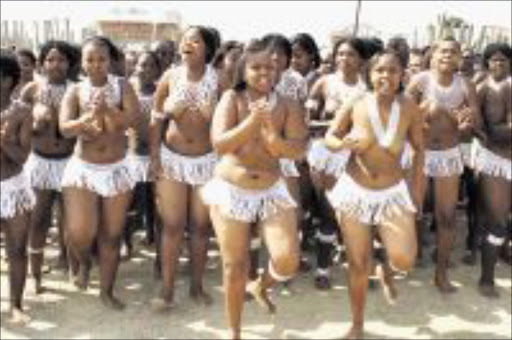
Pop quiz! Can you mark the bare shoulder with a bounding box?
[399,94,420,123]
[219,89,239,105]
[19,81,39,102]
[476,77,489,94]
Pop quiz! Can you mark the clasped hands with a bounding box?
[79,90,112,137]
[248,98,282,157]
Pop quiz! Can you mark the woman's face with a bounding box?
[17,54,35,81]
[135,53,159,84]
[291,43,312,76]
[433,40,461,73]
[245,51,276,94]
[334,42,361,75]
[224,47,243,74]
[370,54,403,97]
[43,48,69,82]
[269,47,289,75]
[488,51,510,81]
[179,28,206,65]
[81,42,110,81]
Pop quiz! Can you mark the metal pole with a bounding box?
[353,0,362,37]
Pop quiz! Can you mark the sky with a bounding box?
[1,0,511,47]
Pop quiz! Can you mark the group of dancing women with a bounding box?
[1,24,510,339]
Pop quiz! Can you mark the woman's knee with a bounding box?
[161,219,186,239]
[435,207,457,228]
[269,251,300,279]
[223,259,247,280]
[388,245,416,272]
[7,242,27,260]
[347,254,371,275]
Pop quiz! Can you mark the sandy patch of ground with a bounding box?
[1,214,511,339]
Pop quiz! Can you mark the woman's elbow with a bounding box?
[58,122,74,139]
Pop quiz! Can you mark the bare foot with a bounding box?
[9,308,31,325]
[190,289,213,306]
[478,283,500,298]
[341,325,363,339]
[100,293,126,310]
[246,279,276,314]
[73,265,90,291]
[434,275,457,294]
[150,296,174,313]
[73,274,88,291]
[35,281,46,295]
[42,264,52,274]
[376,264,397,305]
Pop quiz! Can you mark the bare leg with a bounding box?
[98,191,132,310]
[188,185,212,305]
[336,212,372,340]
[29,189,53,294]
[2,211,31,324]
[377,211,417,304]
[62,187,99,290]
[433,176,459,293]
[247,208,300,314]
[53,193,68,270]
[152,177,188,310]
[478,175,511,298]
[210,205,250,340]
[247,224,260,281]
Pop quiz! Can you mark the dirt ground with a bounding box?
[1,211,511,340]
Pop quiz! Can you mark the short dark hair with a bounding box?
[331,36,367,65]
[366,48,406,93]
[360,37,384,60]
[82,35,121,62]
[482,42,512,69]
[261,33,292,67]
[16,48,36,65]
[212,40,243,69]
[184,26,217,64]
[386,36,410,66]
[1,51,21,91]
[233,39,269,92]
[432,36,461,53]
[206,26,222,52]
[38,40,80,79]
[291,33,321,68]
[139,50,162,75]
